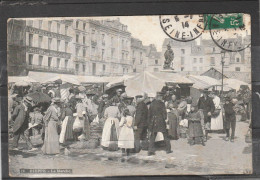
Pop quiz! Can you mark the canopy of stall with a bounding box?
[223,78,250,91]
[187,75,222,89]
[124,71,193,97]
[8,76,38,84]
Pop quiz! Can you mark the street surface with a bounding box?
[9,120,252,177]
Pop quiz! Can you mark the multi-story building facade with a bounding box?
[131,38,147,72]
[72,18,132,76]
[8,19,75,76]
[162,36,251,75]
[145,44,162,72]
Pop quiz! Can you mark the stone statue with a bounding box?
[163,44,174,70]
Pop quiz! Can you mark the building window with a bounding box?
[111,36,113,46]
[103,64,106,72]
[122,52,124,60]
[48,21,52,31]
[181,57,185,65]
[28,54,33,65]
[83,48,86,57]
[65,59,68,69]
[235,67,241,71]
[236,57,240,63]
[48,38,52,49]
[48,57,52,67]
[155,60,158,65]
[39,20,43,29]
[92,47,95,55]
[75,64,79,72]
[65,41,68,52]
[102,34,105,45]
[76,47,80,57]
[111,49,114,58]
[38,36,43,48]
[122,39,124,48]
[181,67,184,71]
[76,34,79,43]
[181,49,185,54]
[38,55,43,66]
[213,47,215,52]
[76,21,79,29]
[65,25,68,35]
[210,57,215,65]
[83,22,86,30]
[126,53,128,60]
[200,58,203,63]
[193,58,197,63]
[56,58,61,68]
[57,23,60,34]
[29,34,33,47]
[193,67,197,71]
[102,49,105,60]
[82,64,86,72]
[83,36,86,44]
[57,40,61,51]
[140,52,143,60]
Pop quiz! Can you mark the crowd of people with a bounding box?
[8,81,251,157]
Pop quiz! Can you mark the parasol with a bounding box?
[27,92,51,104]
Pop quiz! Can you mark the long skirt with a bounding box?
[42,120,60,155]
[118,126,134,149]
[101,117,119,148]
[59,116,74,143]
[211,109,224,130]
[168,117,179,140]
[188,121,204,138]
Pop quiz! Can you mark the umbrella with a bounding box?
[27,92,51,104]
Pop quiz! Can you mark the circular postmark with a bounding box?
[209,14,251,52]
[159,15,205,42]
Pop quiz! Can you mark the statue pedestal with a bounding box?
[160,69,177,73]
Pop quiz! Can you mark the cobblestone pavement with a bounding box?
[9,120,252,177]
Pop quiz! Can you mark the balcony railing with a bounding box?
[27,64,75,74]
[26,46,71,59]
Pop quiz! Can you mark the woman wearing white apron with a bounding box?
[101,101,120,150]
[210,92,223,130]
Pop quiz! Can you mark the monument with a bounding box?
[163,43,174,70]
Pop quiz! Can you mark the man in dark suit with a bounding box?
[223,95,236,142]
[148,92,172,156]
[198,89,215,141]
[134,95,148,153]
[11,96,37,151]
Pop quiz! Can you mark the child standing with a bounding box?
[118,109,135,156]
[186,105,205,146]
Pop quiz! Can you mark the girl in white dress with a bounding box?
[118,109,134,156]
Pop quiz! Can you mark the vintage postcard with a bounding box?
[7,14,252,177]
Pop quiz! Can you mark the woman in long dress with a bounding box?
[42,98,61,155]
[59,102,74,144]
[101,101,120,150]
[118,109,134,156]
[167,103,179,140]
[210,92,224,130]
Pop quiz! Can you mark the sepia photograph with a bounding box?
[7,14,252,177]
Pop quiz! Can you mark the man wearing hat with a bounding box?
[111,88,123,104]
[148,92,172,155]
[97,94,109,119]
[223,95,236,142]
[198,88,215,141]
[11,96,37,151]
[134,95,148,153]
